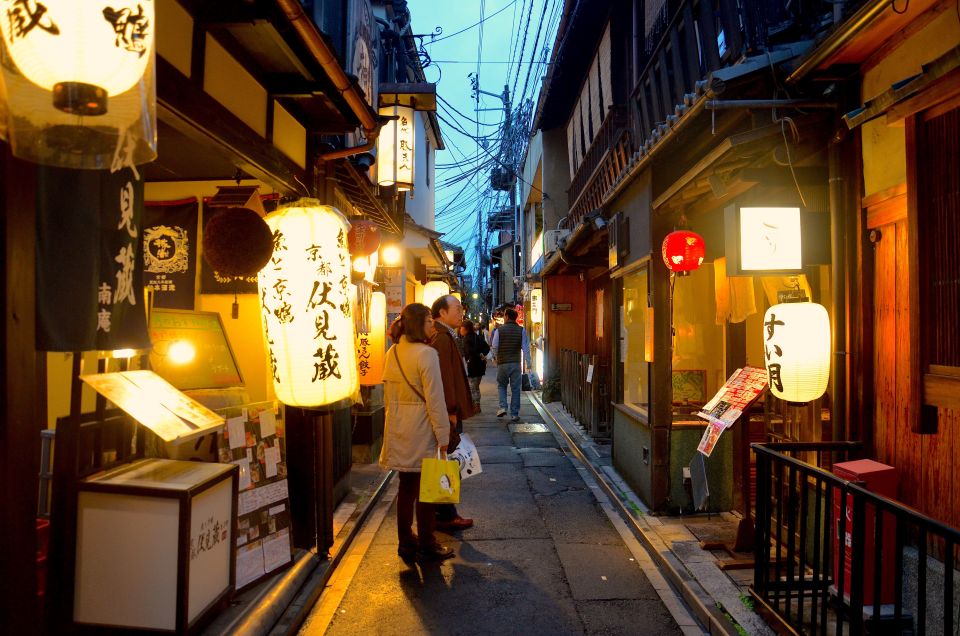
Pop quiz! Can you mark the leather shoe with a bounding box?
[435,516,474,531]
[397,545,418,565]
[418,544,455,562]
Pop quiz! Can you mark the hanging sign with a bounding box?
[143,198,198,309]
[356,292,386,385]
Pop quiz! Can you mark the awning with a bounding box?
[333,160,403,237]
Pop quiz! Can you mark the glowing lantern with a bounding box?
[377,104,415,190]
[0,0,157,168]
[258,200,359,407]
[381,244,402,266]
[662,230,705,275]
[356,292,385,385]
[762,302,830,403]
[422,281,449,309]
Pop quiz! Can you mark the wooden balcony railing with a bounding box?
[567,105,633,226]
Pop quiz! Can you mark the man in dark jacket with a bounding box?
[429,294,476,531]
[491,308,530,422]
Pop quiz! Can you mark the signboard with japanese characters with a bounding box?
[143,198,198,309]
[215,401,292,590]
[696,366,767,457]
[356,291,386,385]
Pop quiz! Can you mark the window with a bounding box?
[620,265,650,413]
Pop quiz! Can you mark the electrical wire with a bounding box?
[423,0,519,45]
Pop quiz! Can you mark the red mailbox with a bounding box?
[832,459,897,608]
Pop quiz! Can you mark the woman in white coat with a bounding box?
[379,303,454,562]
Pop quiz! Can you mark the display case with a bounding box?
[73,458,238,633]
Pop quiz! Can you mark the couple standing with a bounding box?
[378,295,477,563]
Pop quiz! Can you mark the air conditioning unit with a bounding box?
[543,229,571,255]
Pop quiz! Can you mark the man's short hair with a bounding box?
[430,295,452,319]
[505,308,518,321]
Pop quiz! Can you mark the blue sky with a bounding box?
[405,0,562,287]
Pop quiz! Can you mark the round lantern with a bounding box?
[258,200,359,407]
[348,219,381,257]
[662,230,705,275]
[422,281,450,310]
[761,302,830,403]
[356,292,386,386]
[0,0,157,168]
[202,208,274,277]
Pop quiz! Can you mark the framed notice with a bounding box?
[148,309,243,390]
[215,401,292,590]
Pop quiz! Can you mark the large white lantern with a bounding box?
[376,104,415,191]
[258,200,359,407]
[0,0,157,168]
[762,301,830,403]
[421,281,449,310]
[356,292,385,386]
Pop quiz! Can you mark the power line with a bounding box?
[421,0,518,45]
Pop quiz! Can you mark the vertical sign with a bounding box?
[356,291,386,385]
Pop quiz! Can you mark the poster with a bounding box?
[143,198,198,310]
[696,366,768,457]
[216,401,293,590]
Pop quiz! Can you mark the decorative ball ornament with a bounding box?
[761,302,830,404]
[202,207,274,277]
[347,219,381,257]
[662,230,705,275]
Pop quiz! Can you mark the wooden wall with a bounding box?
[544,274,586,379]
[868,186,959,529]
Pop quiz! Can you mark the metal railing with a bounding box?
[752,442,960,635]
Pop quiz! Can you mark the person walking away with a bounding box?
[379,303,454,562]
[491,308,531,422]
[461,320,490,413]
[429,294,477,532]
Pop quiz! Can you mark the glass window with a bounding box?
[620,266,650,413]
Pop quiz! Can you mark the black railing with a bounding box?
[753,442,960,635]
[559,348,610,438]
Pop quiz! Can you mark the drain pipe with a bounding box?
[828,135,847,442]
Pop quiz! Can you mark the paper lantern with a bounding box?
[258,200,359,407]
[422,281,449,310]
[356,292,385,385]
[762,302,830,403]
[0,0,157,168]
[348,219,381,257]
[662,230,705,275]
[377,104,415,190]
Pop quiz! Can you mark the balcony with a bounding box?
[567,105,633,226]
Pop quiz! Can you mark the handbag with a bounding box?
[420,450,461,504]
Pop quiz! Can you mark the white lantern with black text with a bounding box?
[0,0,157,168]
[376,104,415,191]
[258,200,359,407]
[762,302,830,403]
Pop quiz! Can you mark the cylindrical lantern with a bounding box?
[356,292,386,385]
[0,0,157,168]
[762,302,830,403]
[258,200,359,407]
[376,104,415,190]
[662,230,705,275]
[422,281,449,310]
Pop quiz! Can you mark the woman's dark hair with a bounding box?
[389,303,432,344]
[461,320,475,334]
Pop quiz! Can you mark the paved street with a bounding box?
[299,369,687,635]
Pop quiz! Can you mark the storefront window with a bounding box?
[621,266,650,413]
[672,264,724,410]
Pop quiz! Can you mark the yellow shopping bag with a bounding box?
[419,451,461,504]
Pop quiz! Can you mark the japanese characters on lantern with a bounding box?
[762,302,830,403]
[377,104,415,191]
[258,201,359,407]
[356,292,385,386]
[661,230,705,275]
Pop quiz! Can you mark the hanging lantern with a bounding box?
[422,280,449,310]
[0,0,157,168]
[348,219,382,257]
[356,292,385,386]
[376,104,415,191]
[258,200,359,407]
[662,230,705,275]
[762,302,830,404]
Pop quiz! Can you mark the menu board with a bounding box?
[215,401,292,589]
[148,309,243,390]
[696,366,768,457]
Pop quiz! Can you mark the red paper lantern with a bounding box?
[662,230,705,275]
[348,219,382,257]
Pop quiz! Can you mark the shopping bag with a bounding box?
[419,452,461,504]
[448,433,482,480]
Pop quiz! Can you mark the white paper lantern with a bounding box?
[356,292,385,386]
[258,200,359,407]
[421,281,449,310]
[376,104,415,191]
[0,0,157,168]
[762,302,830,403]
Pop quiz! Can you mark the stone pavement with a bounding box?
[298,368,696,636]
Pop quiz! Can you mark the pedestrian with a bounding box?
[379,303,455,563]
[461,320,490,412]
[429,294,477,532]
[491,307,531,422]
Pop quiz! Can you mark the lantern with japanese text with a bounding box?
[0,0,157,168]
[258,200,359,407]
[661,230,705,275]
[376,104,415,190]
[356,292,385,385]
[761,302,830,404]
[421,281,449,309]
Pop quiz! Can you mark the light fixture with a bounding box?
[421,281,449,309]
[376,104,415,191]
[381,244,402,267]
[471,292,479,300]
[762,301,830,403]
[530,288,543,323]
[168,340,196,365]
[258,200,359,407]
[0,0,157,168]
[662,230,705,275]
[352,256,370,275]
[356,291,385,385]
[738,207,802,271]
[110,348,136,360]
